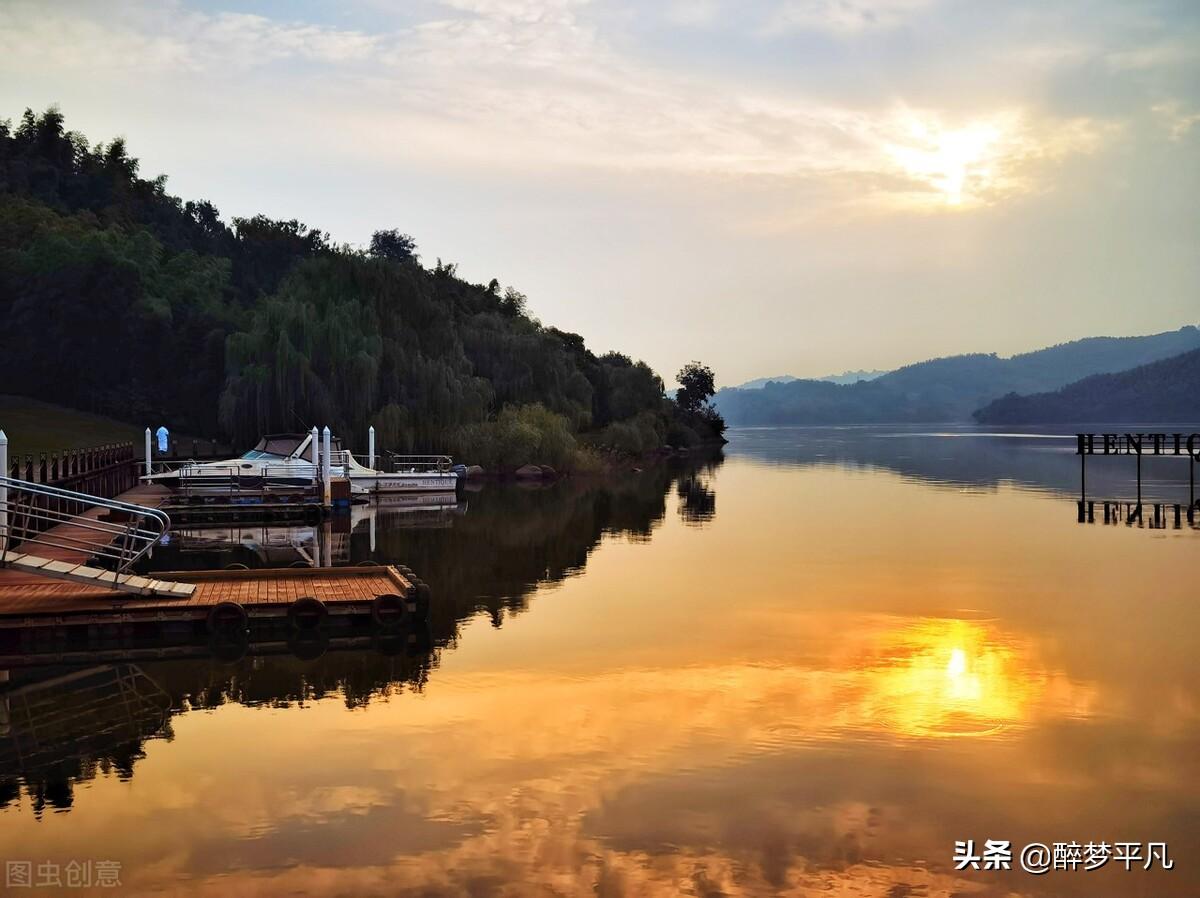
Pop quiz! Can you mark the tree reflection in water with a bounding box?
[0,453,723,811]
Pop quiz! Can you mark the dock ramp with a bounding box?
[0,474,193,599]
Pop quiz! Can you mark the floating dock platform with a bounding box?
[0,565,423,630]
[0,564,433,668]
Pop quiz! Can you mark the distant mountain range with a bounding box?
[716,326,1200,425]
[974,347,1200,423]
[734,369,887,389]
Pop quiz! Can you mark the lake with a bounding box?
[1,425,1197,896]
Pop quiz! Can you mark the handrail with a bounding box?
[0,475,171,585]
[382,452,454,474]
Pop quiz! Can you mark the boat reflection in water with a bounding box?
[143,494,468,571]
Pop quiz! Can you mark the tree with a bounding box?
[675,361,716,413]
[369,229,418,263]
[501,287,527,317]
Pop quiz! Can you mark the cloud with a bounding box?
[761,0,937,34]
[1152,101,1200,140]
[0,1,380,72]
[0,0,1183,216]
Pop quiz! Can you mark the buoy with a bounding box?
[207,601,248,635]
[288,595,327,631]
[371,593,409,630]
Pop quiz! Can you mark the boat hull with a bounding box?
[349,472,459,494]
[147,471,458,497]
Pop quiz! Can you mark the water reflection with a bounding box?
[1,455,723,813]
[1077,498,1200,530]
[730,425,1198,502]
[149,495,468,571]
[2,433,1198,897]
[0,665,171,815]
[676,457,720,526]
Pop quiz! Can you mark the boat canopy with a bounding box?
[241,433,343,460]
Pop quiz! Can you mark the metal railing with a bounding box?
[0,475,171,585]
[383,452,454,474]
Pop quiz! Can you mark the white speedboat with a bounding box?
[145,433,458,497]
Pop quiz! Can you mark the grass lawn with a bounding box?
[0,394,148,458]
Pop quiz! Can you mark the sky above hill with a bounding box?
[2,0,1197,385]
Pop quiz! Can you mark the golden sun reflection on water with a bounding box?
[865,617,1039,739]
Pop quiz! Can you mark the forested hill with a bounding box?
[0,108,722,465]
[973,347,1200,424]
[715,326,1200,425]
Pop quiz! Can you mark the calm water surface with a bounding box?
[2,426,1197,897]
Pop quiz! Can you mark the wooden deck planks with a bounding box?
[0,566,408,621]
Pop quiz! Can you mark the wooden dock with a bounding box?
[0,565,419,628]
[0,481,430,638]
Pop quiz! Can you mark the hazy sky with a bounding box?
[2,0,1197,385]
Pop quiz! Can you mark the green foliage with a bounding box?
[454,404,578,470]
[0,106,714,460]
[368,229,417,264]
[0,394,145,456]
[675,361,716,413]
[672,360,726,441]
[591,410,665,456]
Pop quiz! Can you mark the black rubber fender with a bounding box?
[207,601,248,636]
[371,593,410,630]
[288,595,328,631]
[407,581,432,621]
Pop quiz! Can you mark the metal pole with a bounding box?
[368,425,376,471]
[310,425,320,483]
[0,429,7,553]
[144,428,152,477]
[1080,452,1086,503]
[322,426,332,507]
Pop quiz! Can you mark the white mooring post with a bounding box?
[310,426,320,476]
[368,425,376,471]
[144,428,153,477]
[322,426,332,506]
[0,429,8,553]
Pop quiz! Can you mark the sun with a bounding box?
[885,114,1010,206]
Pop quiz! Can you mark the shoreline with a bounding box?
[460,439,727,484]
